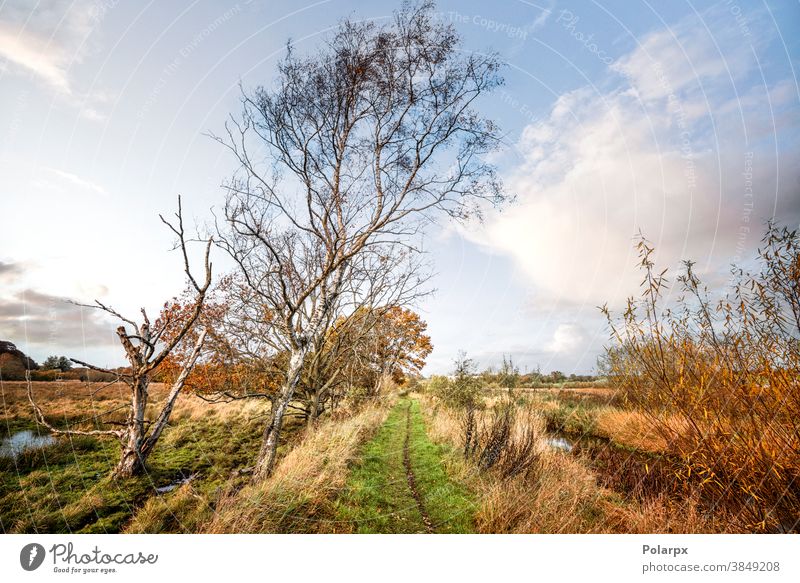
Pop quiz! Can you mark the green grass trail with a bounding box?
[335,399,474,533]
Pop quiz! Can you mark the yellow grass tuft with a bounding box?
[594,408,671,453]
[125,483,212,534]
[202,400,393,533]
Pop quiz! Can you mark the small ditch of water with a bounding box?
[545,431,608,453]
[156,472,196,494]
[546,436,574,452]
[0,430,57,459]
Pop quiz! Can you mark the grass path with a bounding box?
[334,399,474,533]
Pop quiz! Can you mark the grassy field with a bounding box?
[1,381,279,533]
[0,380,761,533]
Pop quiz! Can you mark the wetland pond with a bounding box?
[0,430,56,459]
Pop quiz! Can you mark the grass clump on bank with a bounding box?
[417,393,722,534]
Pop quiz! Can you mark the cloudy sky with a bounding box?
[0,0,798,374]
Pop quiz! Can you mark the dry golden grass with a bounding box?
[420,396,613,532]
[1,380,137,421]
[1,380,272,429]
[125,483,212,534]
[417,394,719,533]
[539,386,615,398]
[474,456,609,533]
[602,493,739,534]
[201,399,393,533]
[170,394,271,423]
[594,408,671,453]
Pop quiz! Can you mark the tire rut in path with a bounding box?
[403,403,434,533]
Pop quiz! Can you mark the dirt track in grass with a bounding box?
[334,399,474,533]
[402,403,434,533]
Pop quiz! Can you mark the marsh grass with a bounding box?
[418,394,721,533]
[534,390,673,454]
[0,380,272,533]
[419,395,611,532]
[202,400,392,533]
[124,483,212,534]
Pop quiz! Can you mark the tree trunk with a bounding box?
[373,371,389,398]
[110,332,205,481]
[308,389,322,424]
[113,419,146,479]
[373,376,382,397]
[253,348,306,480]
[112,377,148,479]
[307,400,317,425]
[112,443,146,479]
[139,330,206,464]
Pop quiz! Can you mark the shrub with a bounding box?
[0,353,28,380]
[434,351,483,409]
[29,369,62,382]
[603,224,800,532]
[463,401,541,480]
[427,375,450,395]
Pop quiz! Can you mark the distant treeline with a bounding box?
[479,370,604,388]
[0,340,119,382]
[425,353,604,391]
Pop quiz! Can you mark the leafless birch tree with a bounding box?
[213,0,506,479]
[28,198,212,479]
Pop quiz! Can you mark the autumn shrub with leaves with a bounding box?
[154,276,287,402]
[301,305,433,412]
[155,279,434,423]
[433,351,483,410]
[603,223,800,532]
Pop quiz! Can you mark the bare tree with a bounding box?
[296,268,433,421]
[28,198,212,479]
[213,0,506,479]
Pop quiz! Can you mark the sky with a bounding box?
[0,0,798,375]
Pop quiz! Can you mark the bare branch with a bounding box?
[27,373,123,438]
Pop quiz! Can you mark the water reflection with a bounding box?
[0,430,56,459]
[156,473,196,494]
[546,436,573,452]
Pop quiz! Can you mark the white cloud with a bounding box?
[470,10,800,311]
[35,167,107,196]
[0,27,71,91]
[0,0,100,94]
[548,323,584,354]
[611,11,755,105]
[45,168,106,194]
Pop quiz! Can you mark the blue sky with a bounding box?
[0,0,798,374]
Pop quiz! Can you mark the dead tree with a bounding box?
[28,198,212,479]
[213,0,506,480]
